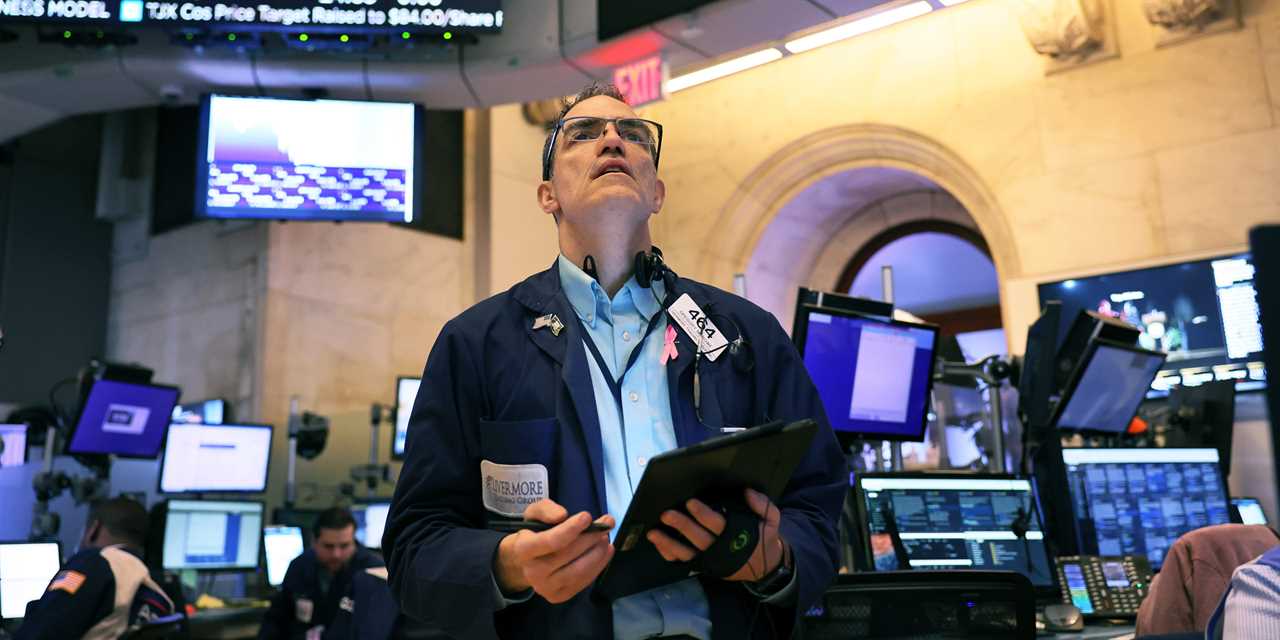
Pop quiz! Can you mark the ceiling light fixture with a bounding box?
[939,0,970,5]
[784,1,934,54]
[665,47,783,93]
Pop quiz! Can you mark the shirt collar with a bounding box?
[556,254,666,328]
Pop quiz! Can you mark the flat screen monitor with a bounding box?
[159,423,273,493]
[354,502,390,549]
[0,542,60,620]
[1232,497,1268,526]
[263,526,305,587]
[853,474,1057,594]
[162,500,264,570]
[197,95,421,223]
[1051,340,1167,433]
[0,425,26,467]
[1039,253,1265,394]
[172,399,227,425]
[68,380,181,458]
[794,306,939,442]
[392,377,421,459]
[1062,448,1230,570]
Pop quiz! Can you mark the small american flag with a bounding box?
[48,570,86,595]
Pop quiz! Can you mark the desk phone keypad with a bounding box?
[1056,555,1153,619]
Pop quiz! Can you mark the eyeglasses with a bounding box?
[542,116,664,180]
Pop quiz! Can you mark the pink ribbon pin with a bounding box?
[661,325,679,365]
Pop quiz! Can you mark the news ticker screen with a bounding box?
[0,0,502,34]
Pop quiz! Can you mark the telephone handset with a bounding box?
[1056,555,1154,619]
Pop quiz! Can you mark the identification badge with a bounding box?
[481,460,549,517]
[295,597,314,623]
[668,294,729,361]
[339,596,354,613]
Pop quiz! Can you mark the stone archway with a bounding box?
[698,124,1020,330]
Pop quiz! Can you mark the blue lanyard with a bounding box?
[571,305,667,420]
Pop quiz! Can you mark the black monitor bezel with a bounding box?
[792,303,940,444]
[850,471,1059,600]
[157,422,275,495]
[1060,447,1230,570]
[261,524,305,588]
[391,375,421,461]
[1049,338,1167,434]
[0,539,62,620]
[161,498,267,572]
[66,379,182,459]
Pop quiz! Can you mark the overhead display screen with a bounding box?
[0,0,502,33]
[198,95,419,222]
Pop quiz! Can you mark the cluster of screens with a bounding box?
[62,378,272,494]
[850,447,1242,594]
[792,304,939,443]
[161,500,390,585]
[0,499,395,619]
[1040,252,1265,395]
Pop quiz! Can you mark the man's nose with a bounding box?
[598,122,626,155]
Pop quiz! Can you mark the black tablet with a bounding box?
[594,419,818,602]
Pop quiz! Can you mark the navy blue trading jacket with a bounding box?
[383,262,848,639]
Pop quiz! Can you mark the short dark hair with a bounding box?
[541,82,629,180]
[313,507,356,538]
[89,497,148,548]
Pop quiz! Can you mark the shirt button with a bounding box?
[628,391,639,403]
[586,313,593,323]
[622,330,631,342]
[637,457,648,466]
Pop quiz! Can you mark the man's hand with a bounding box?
[646,488,790,582]
[493,499,616,604]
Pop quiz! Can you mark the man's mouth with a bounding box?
[593,161,632,180]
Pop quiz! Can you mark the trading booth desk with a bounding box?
[187,605,269,640]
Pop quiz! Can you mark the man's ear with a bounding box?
[651,178,666,215]
[537,181,560,219]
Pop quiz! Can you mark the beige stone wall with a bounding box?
[107,221,268,422]
[489,0,1280,353]
[257,221,468,507]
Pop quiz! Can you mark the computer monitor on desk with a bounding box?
[162,500,264,571]
[0,542,61,620]
[1051,340,1166,434]
[1062,448,1230,570]
[852,474,1058,597]
[794,306,939,445]
[263,526,304,587]
[353,502,390,549]
[0,424,26,467]
[159,423,273,494]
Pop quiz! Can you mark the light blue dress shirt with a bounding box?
[557,255,712,640]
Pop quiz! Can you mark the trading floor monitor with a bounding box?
[793,306,939,444]
[0,424,26,467]
[171,399,227,425]
[852,474,1057,596]
[0,542,61,619]
[162,500,264,570]
[354,502,390,550]
[1062,448,1231,570]
[263,526,305,587]
[159,423,272,493]
[68,380,181,458]
[1232,497,1269,526]
[1051,340,1166,434]
[392,377,420,460]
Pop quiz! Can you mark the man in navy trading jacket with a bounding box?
[17,497,174,640]
[383,83,847,639]
[259,507,390,640]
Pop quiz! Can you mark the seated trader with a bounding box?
[383,82,847,639]
[1207,543,1280,639]
[17,497,175,640]
[259,507,387,640]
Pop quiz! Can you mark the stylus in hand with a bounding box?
[489,520,613,534]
